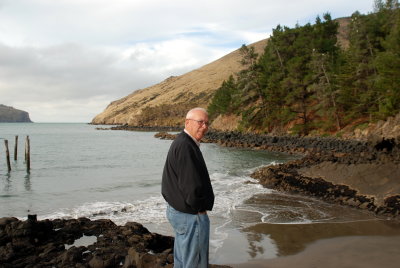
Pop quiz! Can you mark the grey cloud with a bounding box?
[0,0,373,122]
[0,39,223,121]
[0,42,157,102]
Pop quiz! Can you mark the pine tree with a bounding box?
[374,1,400,118]
[208,2,400,135]
[310,13,342,131]
[207,75,238,119]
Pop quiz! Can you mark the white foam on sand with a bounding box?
[40,197,167,226]
[208,172,273,255]
[41,170,272,224]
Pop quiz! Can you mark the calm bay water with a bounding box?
[0,123,295,221]
[1,123,396,265]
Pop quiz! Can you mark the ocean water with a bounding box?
[0,123,388,264]
[0,123,293,220]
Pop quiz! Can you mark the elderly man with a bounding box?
[161,107,215,268]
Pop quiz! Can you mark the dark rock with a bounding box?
[58,246,83,264]
[0,216,190,268]
[154,132,178,140]
[88,255,106,268]
[251,148,400,217]
[374,138,396,152]
[110,125,181,132]
[0,243,14,263]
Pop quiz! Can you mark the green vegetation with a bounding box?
[208,0,400,135]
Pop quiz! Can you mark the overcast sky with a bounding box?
[0,0,373,122]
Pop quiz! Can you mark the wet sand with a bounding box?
[151,193,400,267]
[222,211,400,267]
[299,161,400,206]
[232,235,400,268]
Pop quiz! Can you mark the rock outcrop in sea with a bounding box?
[0,105,32,123]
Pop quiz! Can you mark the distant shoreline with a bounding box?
[0,104,32,123]
[93,124,182,132]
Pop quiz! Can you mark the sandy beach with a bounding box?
[232,235,400,268]
[225,217,400,267]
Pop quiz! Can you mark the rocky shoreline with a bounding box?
[156,130,400,217]
[6,128,397,267]
[207,131,399,217]
[251,153,400,217]
[0,215,230,268]
[94,125,181,132]
[156,130,392,155]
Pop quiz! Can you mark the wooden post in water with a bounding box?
[25,136,28,161]
[4,140,11,172]
[25,136,30,173]
[14,135,18,161]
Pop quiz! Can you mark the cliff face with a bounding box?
[0,105,32,123]
[91,40,267,126]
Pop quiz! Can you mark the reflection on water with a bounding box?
[214,192,400,264]
[246,232,265,258]
[65,235,97,250]
[244,219,400,258]
[2,173,11,193]
[235,193,379,224]
[24,173,31,191]
[1,164,32,193]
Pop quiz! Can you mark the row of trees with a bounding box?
[208,0,400,135]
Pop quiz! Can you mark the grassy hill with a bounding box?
[91,17,352,129]
[91,40,267,126]
[92,6,400,140]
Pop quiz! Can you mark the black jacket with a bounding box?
[161,131,214,214]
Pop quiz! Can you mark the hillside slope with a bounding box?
[91,40,267,126]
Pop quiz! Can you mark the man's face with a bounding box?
[185,110,209,141]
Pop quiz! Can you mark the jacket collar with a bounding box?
[183,129,200,147]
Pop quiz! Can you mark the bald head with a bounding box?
[184,107,209,141]
[186,107,208,119]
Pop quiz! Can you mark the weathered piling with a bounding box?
[14,135,18,161]
[25,136,28,161]
[25,135,30,172]
[4,139,11,172]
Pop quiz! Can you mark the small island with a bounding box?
[0,104,32,123]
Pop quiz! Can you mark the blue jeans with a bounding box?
[166,205,210,268]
